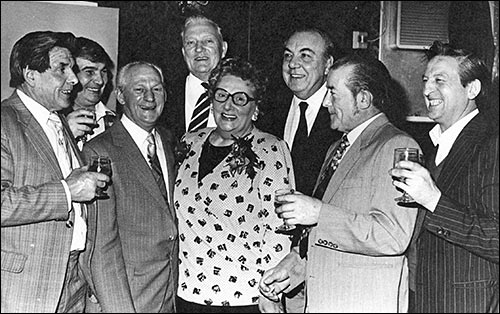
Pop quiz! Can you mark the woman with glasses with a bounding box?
[173,57,295,313]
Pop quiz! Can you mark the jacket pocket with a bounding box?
[1,250,27,273]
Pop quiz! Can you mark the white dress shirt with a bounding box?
[184,73,216,130]
[17,89,86,251]
[284,83,328,149]
[429,109,479,166]
[121,115,170,200]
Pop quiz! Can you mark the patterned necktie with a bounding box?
[296,134,350,259]
[188,89,210,132]
[47,112,72,176]
[147,133,168,201]
[313,134,350,199]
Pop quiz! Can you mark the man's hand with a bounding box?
[65,165,109,202]
[390,160,441,210]
[66,108,96,139]
[275,191,323,226]
[259,266,291,303]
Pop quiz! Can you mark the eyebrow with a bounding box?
[284,47,316,55]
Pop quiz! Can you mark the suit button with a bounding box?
[66,220,74,228]
[443,230,450,237]
[437,228,443,235]
[332,243,338,249]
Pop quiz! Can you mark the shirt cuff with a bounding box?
[423,190,441,212]
[60,180,72,211]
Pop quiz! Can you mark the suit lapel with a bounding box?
[11,94,63,177]
[436,114,487,192]
[111,122,167,206]
[321,115,389,203]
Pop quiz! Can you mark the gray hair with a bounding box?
[180,15,224,43]
[116,61,164,91]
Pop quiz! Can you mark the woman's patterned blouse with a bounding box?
[174,127,295,306]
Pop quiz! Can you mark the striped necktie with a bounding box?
[147,133,168,201]
[188,90,210,132]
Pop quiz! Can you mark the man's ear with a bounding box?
[23,67,36,87]
[115,88,125,105]
[324,56,334,76]
[467,79,481,100]
[221,41,228,58]
[356,89,373,110]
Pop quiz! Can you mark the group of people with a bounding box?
[1,13,498,314]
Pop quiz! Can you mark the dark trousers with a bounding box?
[176,296,260,313]
[56,251,87,313]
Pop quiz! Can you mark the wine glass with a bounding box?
[88,155,112,199]
[393,148,422,203]
[274,188,296,234]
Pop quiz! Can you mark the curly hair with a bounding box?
[207,57,268,111]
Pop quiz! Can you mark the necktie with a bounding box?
[313,134,350,199]
[47,113,72,176]
[188,89,211,132]
[147,133,168,201]
[292,102,309,154]
[48,113,86,229]
[297,134,350,258]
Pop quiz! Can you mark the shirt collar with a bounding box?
[429,109,479,147]
[94,101,115,120]
[346,113,383,145]
[292,83,327,110]
[121,114,153,146]
[16,89,52,126]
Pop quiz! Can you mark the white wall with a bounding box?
[1,1,119,109]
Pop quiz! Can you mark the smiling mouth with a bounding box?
[221,112,236,120]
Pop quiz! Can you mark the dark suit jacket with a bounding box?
[256,93,342,196]
[414,113,499,313]
[1,91,92,312]
[160,73,188,141]
[82,120,179,313]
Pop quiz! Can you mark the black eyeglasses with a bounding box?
[213,88,255,107]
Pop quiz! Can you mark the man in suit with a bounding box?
[82,61,178,312]
[259,54,419,313]
[390,41,499,313]
[162,14,228,140]
[64,36,117,150]
[257,26,342,197]
[1,31,109,312]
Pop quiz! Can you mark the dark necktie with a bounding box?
[292,102,309,156]
[188,89,210,132]
[297,134,350,258]
[147,133,168,201]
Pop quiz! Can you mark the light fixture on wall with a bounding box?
[177,1,208,15]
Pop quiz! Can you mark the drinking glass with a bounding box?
[393,148,422,203]
[274,188,296,234]
[88,155,112,199]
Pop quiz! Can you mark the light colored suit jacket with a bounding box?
[82,120,178,313]
[286,114,419,313]
[1,92,91,312]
